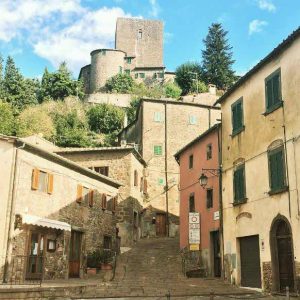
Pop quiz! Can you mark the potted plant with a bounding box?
[86,251,99,275]
[99,250,114,270]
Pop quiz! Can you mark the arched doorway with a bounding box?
[270,216,294,291]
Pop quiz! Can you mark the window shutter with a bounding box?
[266,79,273,109]
[102,193,107,210]
[47,173,54,194]
[269,153,277,190]
[272,74,280,104]
[76,184,83,203]
[276,150,285,188]
[112,196,117,213]
[237,101,243,129]
[88,189,94,207]
[143,179,148,193]
[31,168,40,190]
[140,177,143,192]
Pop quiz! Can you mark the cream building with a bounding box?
[0,135,121,283]
[216,27,300,292]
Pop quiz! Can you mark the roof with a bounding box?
[133,66,165,70]
[0,135,122,188]
[55,146,147,167]
[174,123,221,160]
[216,27,300,105]
[118,97,221,138]
[90,49,126,56]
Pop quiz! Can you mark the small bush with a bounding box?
[105,74,134,93]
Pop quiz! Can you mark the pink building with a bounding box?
[175,124,221,277]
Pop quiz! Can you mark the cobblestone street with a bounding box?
[77,237,287,299]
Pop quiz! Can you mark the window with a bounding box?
[268,146,286,193]
[189,155,193,169]
[158,73,164,79]
[134,170,138,187]
[153,73,157,79]
[189,193,195,212]
[119,66,123,74]
[83,186,89,204]
[94,166,109,177]
[154,145,162,156]
[125,69,130,75]
[126,57,132,64]
[231,98,244,135]
[233,164,246,204]
[207,144,212,160]
[265,69,282,113]
[103,235,112,250]
[138,29,142,39]
[154,111,163,122]
[31,168,53,194]
[158,178,164,186]
[101,193,107,209]
[135,73,138,79]
[207,189,213,208]
[189,115,197,125]
[139,73,145,79]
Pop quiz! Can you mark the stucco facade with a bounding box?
[119,98,221,236]
[55,147,147,247]
[0,136,120,283]
[218,28,300,291]
[175,125,221,277]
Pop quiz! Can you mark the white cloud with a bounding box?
[257,0,276,12]
[149,0,160,17]
[249,19,268,35]
[0,1,139,75]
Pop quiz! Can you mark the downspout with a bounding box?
[282,104,291,218]
[164,100,169,237]
[217,118,225,280]
[292,137,300,216]
[3,142,24,283]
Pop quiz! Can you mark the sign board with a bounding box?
[189,212,200,244]
[214,211,220,221]
[189,244,199,251]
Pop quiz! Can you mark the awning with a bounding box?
[22,214,71,231]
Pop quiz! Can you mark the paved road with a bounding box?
[78,237,281,299]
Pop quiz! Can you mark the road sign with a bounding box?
[189,212,200,244]
[189,213,200,224]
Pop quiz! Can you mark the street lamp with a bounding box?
[199,173,208,188]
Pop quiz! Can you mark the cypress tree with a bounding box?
[202,23,237,90]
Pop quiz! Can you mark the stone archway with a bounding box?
[270,215,295,292]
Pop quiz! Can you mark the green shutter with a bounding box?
[266,79,273,109]
[232,99,243,134]
[234,166,245,203]
[269,149,285,191]
[272,74,280,105]
[276,150,285,188]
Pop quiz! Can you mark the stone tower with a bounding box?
[115,18,164,68]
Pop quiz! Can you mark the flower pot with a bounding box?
[87,267,97,275]
[100,263,113,270]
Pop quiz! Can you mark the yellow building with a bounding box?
[216,27,300,292]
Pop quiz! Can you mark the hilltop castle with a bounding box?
[79,18,174,94]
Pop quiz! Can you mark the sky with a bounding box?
[0,0,299,79]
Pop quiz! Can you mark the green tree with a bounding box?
[39,62,84,102]
[16,105,55,139]
[87,104,125,134]
[0,101,15,135]
[164,82,182,99]
[2,56,38,110]
[202,23,237,89]
[0,54,4,99]
[126,98,140,124]
[175,62,205,95]
[105,74,134,93]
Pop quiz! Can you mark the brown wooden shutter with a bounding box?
[102,193,107,210]
[31,168,40,190]
[76,184,83,203]
[140,177,143,192]
[112,196,118,213]
[47,173,54,194]
[143,179,148,194]
[89,189,94,207]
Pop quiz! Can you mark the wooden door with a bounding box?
[26,232,44,280]
[69,231,82,278]
[276,221,294,291]
[211,231,221,277]
[240,235,261,288]
[156,213,166,236]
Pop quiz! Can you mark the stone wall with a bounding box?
[86,93,132,108]
[115,18,163,68]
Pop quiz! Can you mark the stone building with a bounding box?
[175,124,221,277]
[216,27,300,291]
[0,135,121,283]
[119,98,221,237]
[79,18,174,94]
[55,146,147,247]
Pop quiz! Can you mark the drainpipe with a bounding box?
[164,100,169,237]
[292,137,300,216]
[217,118,225,280]
[3,141,25,283]
[282,104,291,218]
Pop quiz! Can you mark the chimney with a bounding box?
[208,84,216,95]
